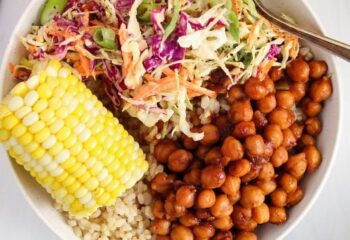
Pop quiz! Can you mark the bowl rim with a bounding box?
[0,0,343,239]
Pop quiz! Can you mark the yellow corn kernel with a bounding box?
[0,129,10,141]
[34,127,50,143]
[18,132,33,145]
[11,124,26,138]
[85,178,99,191]
[33,99,48,113]
[48,142,64,156]
[29,121,45,134]
[56,127,71,141]
[32,147,45,160]
[40,108,55,122]
[3,115,19,130]
[10,82,28,97]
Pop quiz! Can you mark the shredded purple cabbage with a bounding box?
[49,45,69,60]
[115,0,134,24]
[266,44,281,59]
[144,11,187,72]
[102,60,125,107]
[83,33,101,53]
[32,48,45,60]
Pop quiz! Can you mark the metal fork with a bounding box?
[253,0,350,61]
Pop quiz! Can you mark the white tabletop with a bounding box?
[0,1,349,239]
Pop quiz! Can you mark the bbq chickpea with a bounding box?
[282,128,297,150]
[210,194,234,217]
[287,187,304,206]
[271,188,288,207]
[270,67,283,81]
[304,145,321,172]
[309,60,328,79]
[229,99,254,123]
[302,98,322,117]
[193,223,215,238]
[289,82,306,101]
[264,77,275,93]
[196,145,211,160]
[253,110,268,129]
[221,175,241,196]
[180,213,200,227]
[269,207,288,224]
[268,107,295,129]
[215,115,232,140]
[164,194,187,218]
[285,153,307,179]
[228,159,251,177]
[221,136,244,161]
[200,124,220,146]
[252,203,270,224]
[184,169,201,186]
[176,185,197,208]
[240,185,265,208]
[151,219,171,235]
[156,235,170,240]
[213,231,233,240]
[290,122,304,140]
[236,231,258,240]
[244,77,269,100]
[235,219,258,232]
[241,168,260,183]
[152,199,165,219]
[211,216,234,231]
[299,134,316,147]
[151,172,175,194]
[168,149,193,173]
[183,135,199,150]
[195,209,213,220]
[232,205,252,225]
[170,225,194,240]
[276,90,295,109]
[232,121,256,139]
[257,93,277,114]
[201,165,226,189]
[305,117,322,136]
[204,147,222,165]
[258,162,275,180]
[244,134,265,156]
[228,85,246,103]
[309,77,332,102]
[196,189,216,209]
[256,179,277,195]
[228,191,241,205]
[264,124,284,148]
[287,58,310,82]
[279,173,298,194]
[154,140,177,163]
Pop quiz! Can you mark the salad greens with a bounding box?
[18,0,299,140]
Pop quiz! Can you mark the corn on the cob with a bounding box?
[0,60,148,218]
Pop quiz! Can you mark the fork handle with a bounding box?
[256,1,350,61]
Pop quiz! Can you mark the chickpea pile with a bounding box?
[150,58,332,240]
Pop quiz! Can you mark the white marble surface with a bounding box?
[0,0,349,239]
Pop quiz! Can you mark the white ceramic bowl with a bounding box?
[0,0,342,239]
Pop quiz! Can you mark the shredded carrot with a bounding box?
[74,55,90,77]
[119,25,133,76]
[144,74,156,82]
[258,59,275,80]
[162,67,175,77]
[81,12,90,27]
[247,17,266,49]
[232,0,243,16]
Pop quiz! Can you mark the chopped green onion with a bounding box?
[165,1,181,38]
[40,0,68,25]
[137,0,157,22]
[227,10,240,42]
[93,27,116,50]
